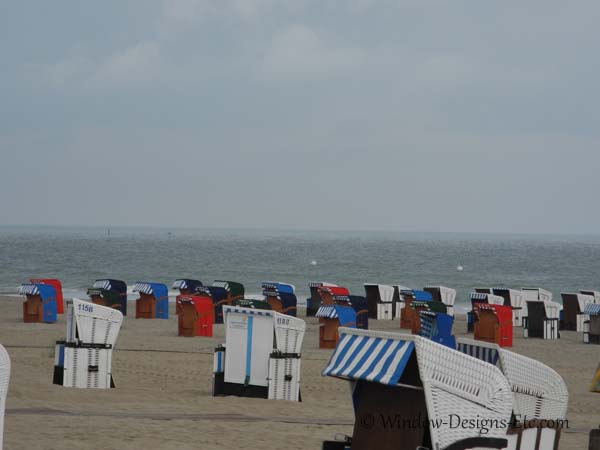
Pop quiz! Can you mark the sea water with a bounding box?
[1,226,599,312]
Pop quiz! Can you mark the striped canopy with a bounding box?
[93,280,112,290]
[172,279,203,290]
[223,305,273,317]
[322,331,415,386]
[19,283,55,302]
[133,282,168,299]
[316,305,339,318]
[261,282,295,295]
[456,341,500,366]
[584,303,600,316]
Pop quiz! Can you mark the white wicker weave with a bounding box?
[414,336,512,450]
[498,350,568,421]
[456,338,568,422]
[0,345,10,450]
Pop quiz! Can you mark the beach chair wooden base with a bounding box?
[136,295,156,319]
[23,298,43,323]
[320,321,340,349]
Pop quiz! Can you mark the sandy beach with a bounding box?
[1,297,598,450]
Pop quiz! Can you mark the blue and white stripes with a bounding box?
[322,332,415,386]
[456,342,500,366]
[93,280,112,290]
[315,305,338,318]
[223,306,273,317]
[584,303,600,315]
[172,279,188,290]
[19,283,39,295]
[133,282,154,295]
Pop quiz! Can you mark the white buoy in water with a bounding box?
[311,260,317,266]
[457,265,463,272]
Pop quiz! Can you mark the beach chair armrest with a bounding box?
[442,437,508,450]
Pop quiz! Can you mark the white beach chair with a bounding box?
[392,284,410,318]
[523,301,561,340]
[456,337,568,450]
[322,328,513,450]
[424,285,457,316]
[492,288,526,327]
[560,292,594,332]
[363,283,395,320]
[0,345,10,450]
[213,306,306,401]
[54,299,123,389]
[521,288,553,325]
[583,303,600,344]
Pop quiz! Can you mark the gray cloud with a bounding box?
[1,0,599,233]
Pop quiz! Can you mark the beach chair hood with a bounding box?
[213,280,244,297]
[133,282,168,300]
[316,305,357,327]
[172,279,203,292]
[19,283,56,302]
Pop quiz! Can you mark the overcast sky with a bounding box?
[1,1,599,233]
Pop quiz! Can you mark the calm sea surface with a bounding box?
[2,226,600,311]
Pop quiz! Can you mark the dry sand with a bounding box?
[1,297,598,450]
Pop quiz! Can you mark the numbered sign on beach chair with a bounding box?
[172,278,203,298]
[456,337,568,450]
[261,282,297,316]
[54,299,123,389]
[363,284,396,320]
[88,279,128,315]
[523,301,561,340]
[423,285,456,316]
[19,283,57,323]
[176,295,213,337]
[418,310,455,348]
[583,303,600,344]
[306,282,337,317]
[321,328,512,450]
[399,290,433,330]
[133,282,168,319]
[0,344,10,450]
[212,306,305,401]
[468,292,504,332]
[316,305,357,349]
[30,278,64,314]
[473,303,513,347]
[560,292,594,331]
[492,288,526,327]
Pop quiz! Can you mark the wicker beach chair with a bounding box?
[133,282,169,319]
[363,284,396,320]
[321,328,512,450]
[409,300,447,334]
[348,295,369,330]
[520,288,553,326]
[424,285,457,316]
[30,278,64,314]
[208,280,245,323]
[560,292,594,331]
[262,282,297,316]
[418,310,455,348]
[0,344,9,450]
[54,299,123,389]
[316,304,357,349]
[88,279,128,315]
[456,337,568,449]
[391,284,410,319]
[523,301,561,340]
[468,292,504,332]
[399,289,433,330]
[172,279,203,297]
[473,303,513,347]
[176,295,213,337]
[491,288,526,327]
[306,282,338,317]
[583,303,600,344]
[212,305,305,401]
[18,283,57,323]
